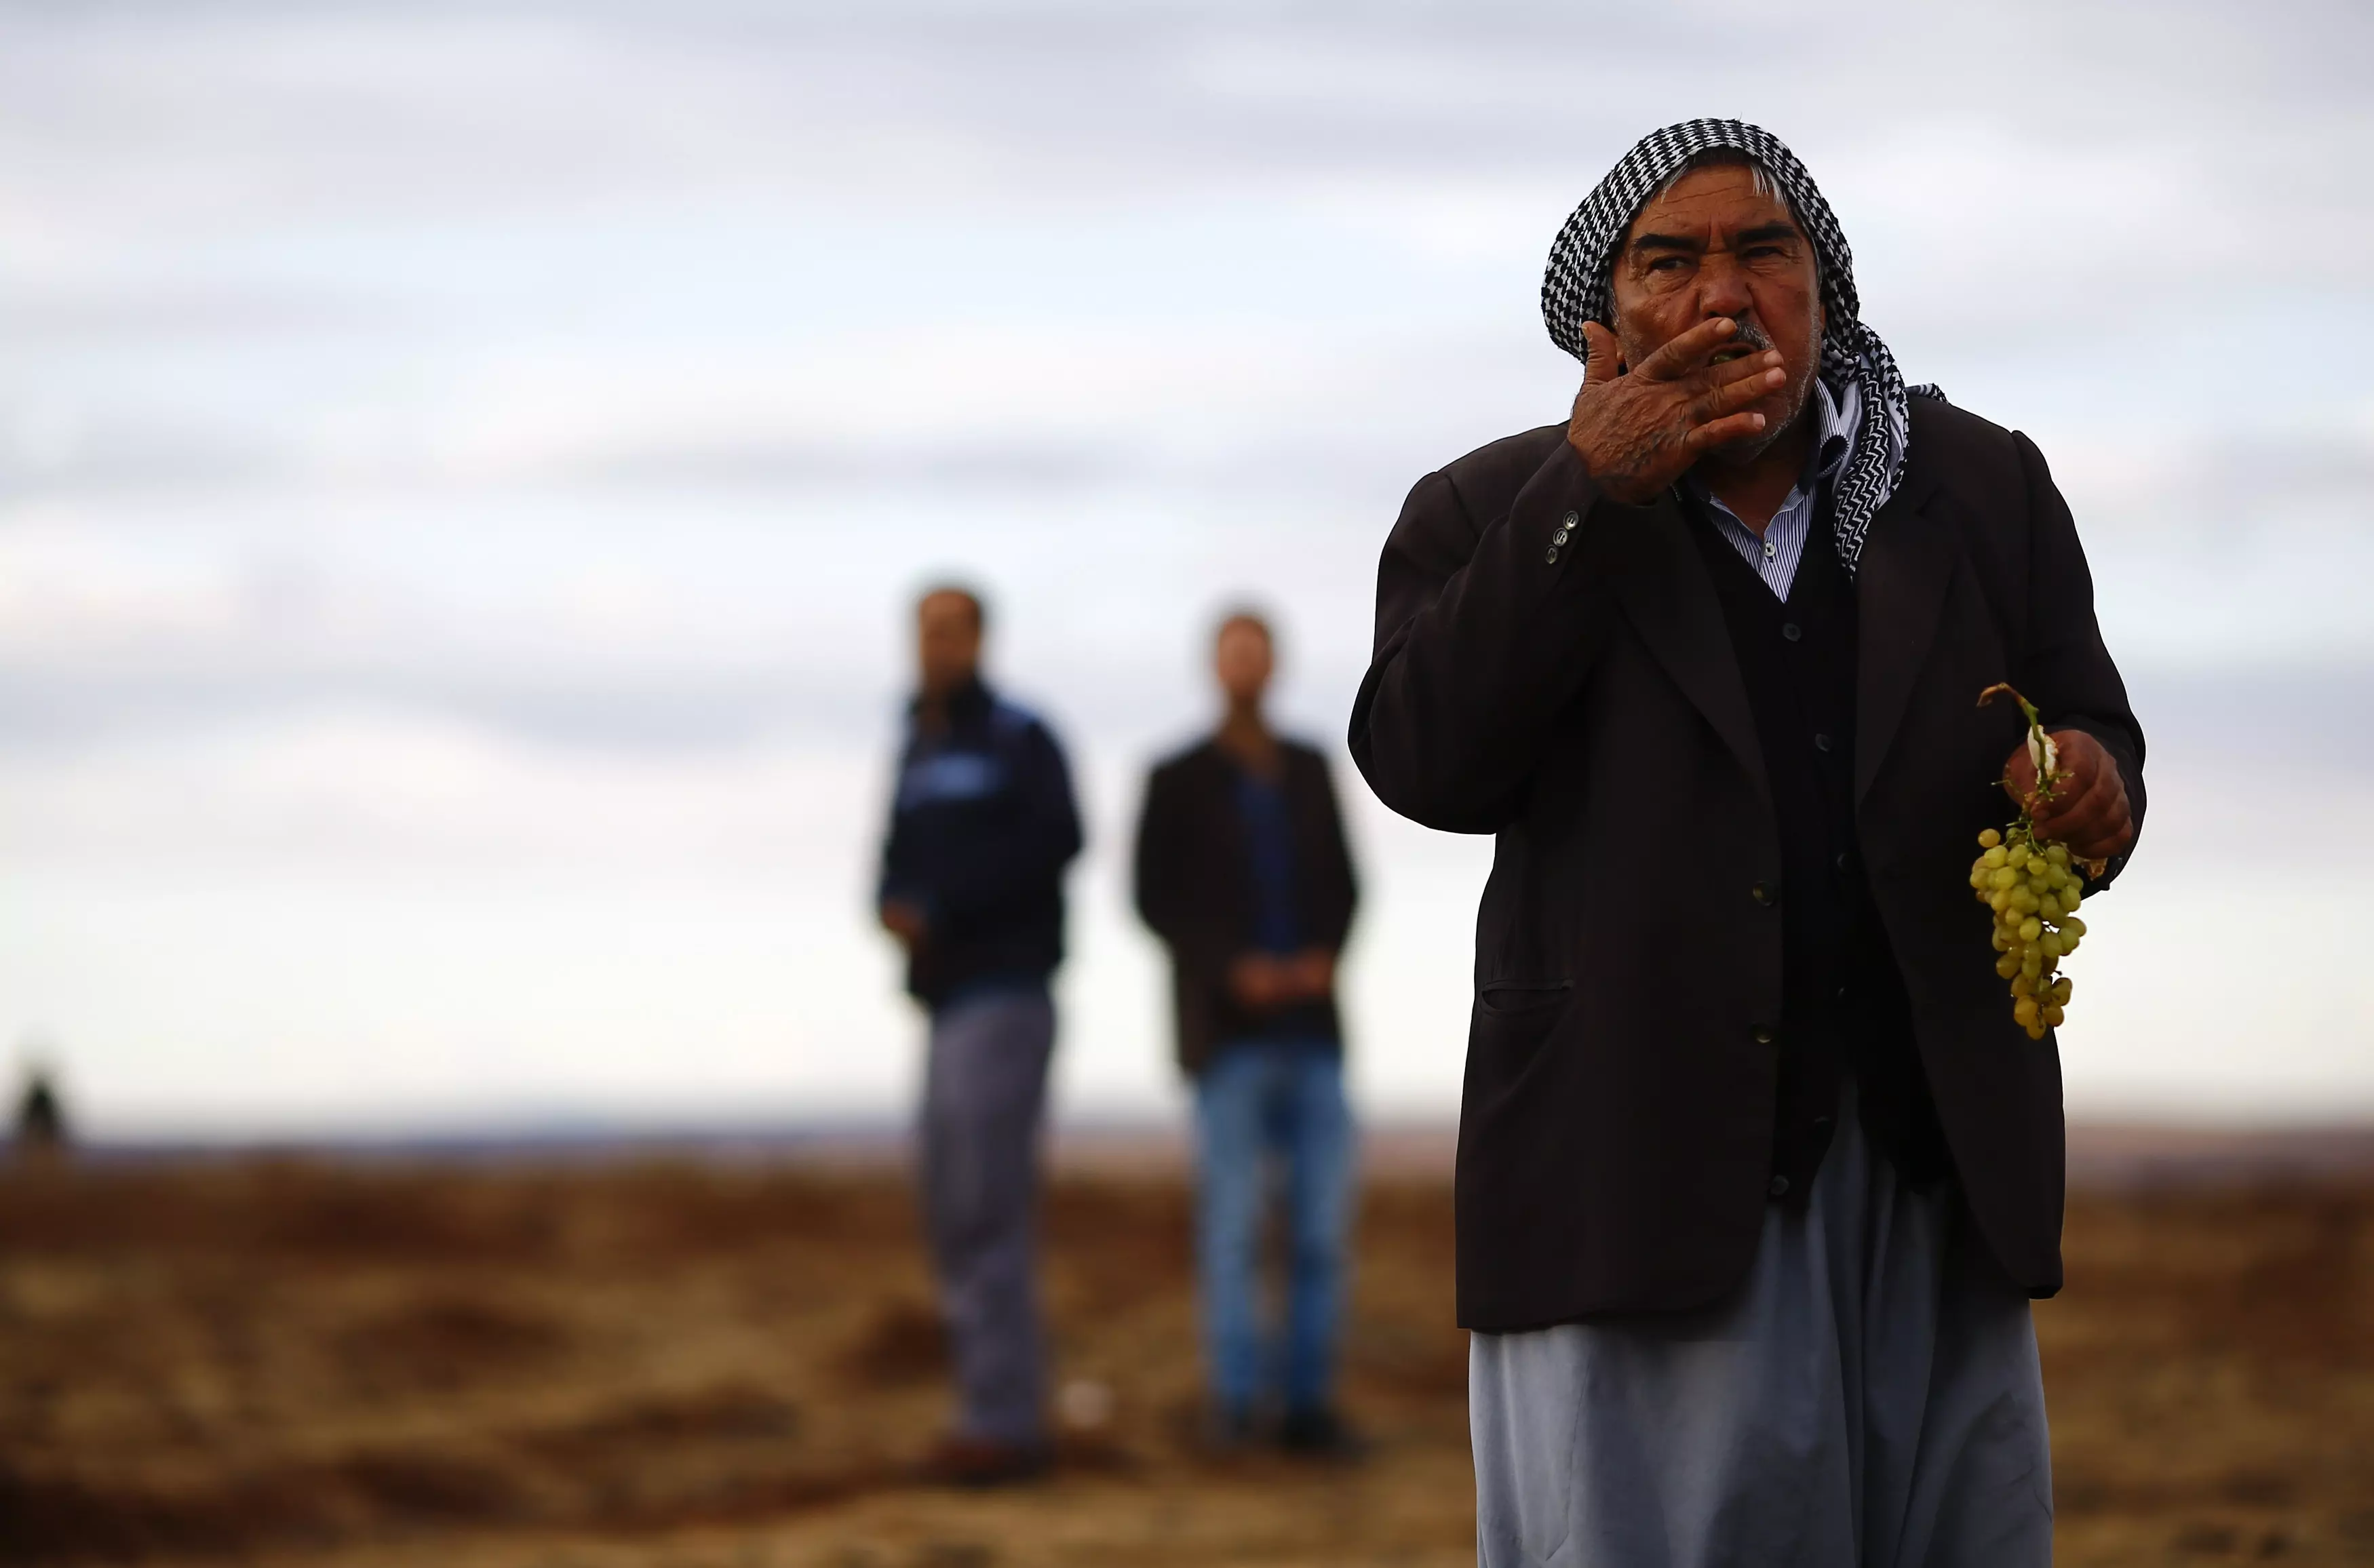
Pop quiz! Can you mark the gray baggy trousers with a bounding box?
[1470,1079,2052,1567]
[920,986,1055,1445]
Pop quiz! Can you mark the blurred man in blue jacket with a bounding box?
[877,584,1083,1485]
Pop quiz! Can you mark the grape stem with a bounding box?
[1978,682,2105,878]
[1979,682,2060,811]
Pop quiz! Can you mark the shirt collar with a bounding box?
[1685,374,1858,512]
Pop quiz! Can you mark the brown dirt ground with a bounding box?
[1,1154,2368,1567]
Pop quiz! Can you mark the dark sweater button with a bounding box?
[1813,732,1833,753]
[1751,1023,1776,1045]
[1814,1115,1835,1132]
[1768,1175,1791,1197]
[1782,622,1803,642]
[1750,880,1777,905]
[1835,850,1852,874]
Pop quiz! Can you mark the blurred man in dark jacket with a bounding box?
[878,584,1082,1485]
[1135,610,1361,1453]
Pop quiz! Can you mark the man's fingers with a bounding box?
[2036,771,2128,850]
[2029,764,2101,827]
[2034,787,2109,845]
[2046,786,2125,846]
[1684,411,1767,450]
[1695,356,1787,421]
[2002,747,2038,804]
[1633,317,1739,381]
[2052,793,2133,861]
[1580,321,1623,386]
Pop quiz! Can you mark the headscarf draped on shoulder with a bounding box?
[1540,118,1941,576]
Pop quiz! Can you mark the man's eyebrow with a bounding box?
[1627,231,1701,255]
[1733,221,1802,246]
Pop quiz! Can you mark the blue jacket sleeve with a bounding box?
[925,718,1084,922]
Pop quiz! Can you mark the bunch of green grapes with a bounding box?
[1967,825,2085,1040]
[1971,680,2102,1040]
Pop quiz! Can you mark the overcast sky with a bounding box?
[4,0,2371,1137]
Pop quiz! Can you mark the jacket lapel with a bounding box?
[1612,492,1770,808]
[1854,463,1956,804]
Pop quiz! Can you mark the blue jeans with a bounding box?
[1194,1039,1355,1417]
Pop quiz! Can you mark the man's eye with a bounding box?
[1648,256,1686,273]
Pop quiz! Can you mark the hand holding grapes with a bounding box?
[1970,684,2129,1041]
[2002,728,2133,864]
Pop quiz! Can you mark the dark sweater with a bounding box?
[877,678,1082,1011]
[1684,492,1949,1201]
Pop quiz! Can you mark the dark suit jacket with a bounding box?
[1134,739,1359,1076]
[1349,397,2145,1331]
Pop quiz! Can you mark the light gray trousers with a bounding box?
[920,986,1055,1445]
[1470,1082,2052,1567]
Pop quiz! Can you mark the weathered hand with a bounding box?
[1565,317,1788,505]
[2004,729,2135,863]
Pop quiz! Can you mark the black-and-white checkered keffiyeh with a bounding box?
[1540,118,1941,576]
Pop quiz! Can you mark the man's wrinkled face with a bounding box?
[916,591,981,700]
[1609,159,1825,462]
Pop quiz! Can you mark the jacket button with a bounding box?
[1835,850,1852,874]
[1751,1023,1776,1045]
[1563,511,1580,526]
[1813,732,1833,753]
[1545,546,1560,564]
[1750,881,1777,905]
[1782,622,1802,642]
[1768,1175,1791,1197]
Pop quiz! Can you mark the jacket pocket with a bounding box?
[1471,983,1572,1084]
[1476,982,1572,1019]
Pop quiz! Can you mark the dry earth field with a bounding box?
[1,1146,2369,1567]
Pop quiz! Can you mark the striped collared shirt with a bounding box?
[1688,376,1859,600]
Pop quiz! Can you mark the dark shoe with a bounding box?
[912,1432,1050,1487]
[1277,1405,1365,1460]
[1201,1402,1260,1455]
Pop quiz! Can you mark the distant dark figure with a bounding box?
[14,1069,66,1157]
[1134,611,1361,1455]
[876,584,1083,1486]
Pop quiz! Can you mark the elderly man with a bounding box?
[1350,121,2143,1565]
